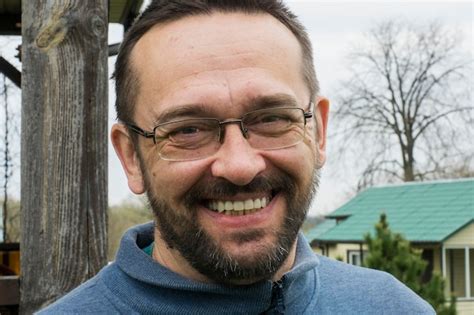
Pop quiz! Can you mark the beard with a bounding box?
[143,168,319,285]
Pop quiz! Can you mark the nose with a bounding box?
[210,124,266,186]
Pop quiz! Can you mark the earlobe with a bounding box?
[314,96,330,168]
[111,123,146,194]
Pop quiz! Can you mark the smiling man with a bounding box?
[40,1,434,314]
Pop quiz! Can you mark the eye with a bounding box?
[249,112,294,127]
[156,119,217,146]
[171,126,200,136]
[260,114,288,123]
[167,125,205,142]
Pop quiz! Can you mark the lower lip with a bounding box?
[200,194,280,229]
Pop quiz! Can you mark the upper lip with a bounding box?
[202,191,273,202]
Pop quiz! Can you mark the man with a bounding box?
[41,0,434,313]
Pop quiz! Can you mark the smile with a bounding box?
[207,195,272,216]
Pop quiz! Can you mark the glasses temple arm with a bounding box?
[125,123,155,138]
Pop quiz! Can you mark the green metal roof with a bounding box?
[309,178,474,243]
[305,219,337,242]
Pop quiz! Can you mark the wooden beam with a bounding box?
[20,1,108,313]
[0,43,120,91]
[0,276,19,306]
[0,14,21,35]
[0,57,20,88]
[0,242,19,251]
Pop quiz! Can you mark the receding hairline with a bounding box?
[127,10,310,109]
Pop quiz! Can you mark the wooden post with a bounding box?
[20,1,108,313]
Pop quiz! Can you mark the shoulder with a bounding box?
[314,255,435,314]
[36,265,130,314]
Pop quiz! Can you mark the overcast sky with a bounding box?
[0,1,471,217]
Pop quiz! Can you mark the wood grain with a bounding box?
[20,1,108,313]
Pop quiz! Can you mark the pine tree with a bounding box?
[364,213,456,314]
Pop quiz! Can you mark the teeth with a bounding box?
[234,201,244,211]
[244,199,253,210]
[254,199,261,209]
[217,201,225,212]
[208,197,269,214]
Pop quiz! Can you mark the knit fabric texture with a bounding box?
[38,222,435,314]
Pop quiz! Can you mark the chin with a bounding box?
[220,228,279,258]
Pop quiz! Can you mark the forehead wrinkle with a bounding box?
[224,73,235,115]
[176,41,299,85]
[161,66,292,100]
[192,51,260,68]
[189,36,279,60]
[153,103,216,125]
[169,74,227,92]
[135,13,304,84]
[151,93,300,126]
[245,94,299,112]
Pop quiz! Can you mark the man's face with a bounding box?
[115,12,328,284]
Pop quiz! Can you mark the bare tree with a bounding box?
[0,38,22,243]
[1,74,11,243]
[0,73,19,243]
[333,19,473,189]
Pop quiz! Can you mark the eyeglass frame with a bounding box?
[124,102,314,157]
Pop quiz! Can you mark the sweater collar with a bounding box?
[110,222,319,313]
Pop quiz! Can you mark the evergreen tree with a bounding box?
[364,213,456,314]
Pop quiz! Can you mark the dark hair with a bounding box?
[113,0,319,124]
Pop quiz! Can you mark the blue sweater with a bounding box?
[39,222,434,314]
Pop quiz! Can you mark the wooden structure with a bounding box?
[0,0,143,313]
[21,1,109,312]
[0,243,19,315]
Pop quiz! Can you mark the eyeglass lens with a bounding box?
[156,107,307,161]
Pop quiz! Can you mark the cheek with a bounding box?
[262,145,316,183]
[147,159,212,201]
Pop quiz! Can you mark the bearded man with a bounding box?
[40,1,434,314]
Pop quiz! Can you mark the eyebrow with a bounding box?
[153,93,300,124]
[245,93,299,112]
[153,104,214,125]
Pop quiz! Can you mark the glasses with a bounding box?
[126,104,314,161]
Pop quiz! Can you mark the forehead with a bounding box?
[130,12,307,121]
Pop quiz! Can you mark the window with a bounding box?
[471,249,474,298]
[445,247,473,299]
[347,250,367,266]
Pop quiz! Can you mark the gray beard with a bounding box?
[144,170,319,284]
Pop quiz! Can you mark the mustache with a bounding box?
[184,172,297,207]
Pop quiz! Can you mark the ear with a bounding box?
[111,123,146,194]
[314,96,329,169]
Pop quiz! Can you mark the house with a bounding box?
[306,178,473,315]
